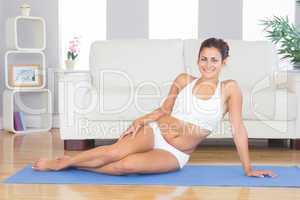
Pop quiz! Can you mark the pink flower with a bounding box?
[67,36,81,60]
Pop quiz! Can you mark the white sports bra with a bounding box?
[171,78,223,132]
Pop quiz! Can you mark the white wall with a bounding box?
[198,0,243,39]
[0,0,4,121]
[107,0,243,40]
[296,1,300,29]
[107,0,148,39]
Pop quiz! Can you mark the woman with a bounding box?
[33,38,276,177]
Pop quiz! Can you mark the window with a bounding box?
[59,0,106,70]
[243,0,295,69]
[149,0,198,39]
[243,0,295,41]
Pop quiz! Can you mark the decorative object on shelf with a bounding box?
[14,111,26,131]
[8,64,42,87]
[260,16,300,69]
[20,3,31,16]
[65,36,81,69]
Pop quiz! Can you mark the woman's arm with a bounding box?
[133,107,165,126]
[134,73,191,125]
[119,73,190,139]
[227,80,276,177]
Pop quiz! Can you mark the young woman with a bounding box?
[33,38,276,178]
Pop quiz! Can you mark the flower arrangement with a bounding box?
[65,36,81,69]
[67,36,80,61]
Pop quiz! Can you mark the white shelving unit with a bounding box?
[3,15,52,134]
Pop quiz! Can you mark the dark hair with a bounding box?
[198,38,229,61]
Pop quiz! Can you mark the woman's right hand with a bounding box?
[118,119,144,141]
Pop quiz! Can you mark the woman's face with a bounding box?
[197,47,227,79]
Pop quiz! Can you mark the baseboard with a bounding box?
[202,138,269,147]
[0,114,60,130]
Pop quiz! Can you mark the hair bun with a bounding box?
[198,38,229,60]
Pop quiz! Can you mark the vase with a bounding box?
[65,60,76,70]
[20,3,31,16]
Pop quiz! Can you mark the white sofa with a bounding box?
[58,39,300,147]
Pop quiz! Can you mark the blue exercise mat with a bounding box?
[3,165,300,187]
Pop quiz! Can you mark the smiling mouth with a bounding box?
[203,67,216,73]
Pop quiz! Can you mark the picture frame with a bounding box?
[8,64,43,87]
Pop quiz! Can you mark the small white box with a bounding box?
[4,51,46,90]
[3,89,52,134]
[6,16,46,51]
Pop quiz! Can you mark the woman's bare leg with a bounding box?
[33,125,154,171]
[79,149,180,175]
[53,155,109,168]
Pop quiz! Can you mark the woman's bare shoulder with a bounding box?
[222,79,242,96]
[174,73,197,89]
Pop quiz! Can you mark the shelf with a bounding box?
[3,15,51,134]
[13,127,51,135]
[4,50,46,89]
[6,16,46,51]
[3,89,52,134]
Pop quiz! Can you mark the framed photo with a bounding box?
[8,64,43,87]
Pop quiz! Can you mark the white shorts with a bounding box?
[148,121,190,168]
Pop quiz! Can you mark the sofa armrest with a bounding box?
[286,71,300,138]
[58,71,98,139]
[272,71,288,89]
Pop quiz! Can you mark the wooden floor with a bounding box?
[0,129,300,200]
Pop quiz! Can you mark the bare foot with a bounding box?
[55,155,71,162]
[32,158,65,171]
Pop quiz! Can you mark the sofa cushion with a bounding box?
[86,84,170,120]
[89,39,185,90]
[223,88,297,121]
[183,39,278,90]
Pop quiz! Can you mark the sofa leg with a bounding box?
[268,139,286,148]
[290,139,300,150]
[64,139,95,151]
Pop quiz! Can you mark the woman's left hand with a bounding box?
[246,170,277,178]
[118,119,144,141]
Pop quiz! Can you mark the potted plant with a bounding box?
[261,16,300,69]
[65,36,80,69]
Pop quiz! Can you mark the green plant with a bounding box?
[261,16,300,64]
